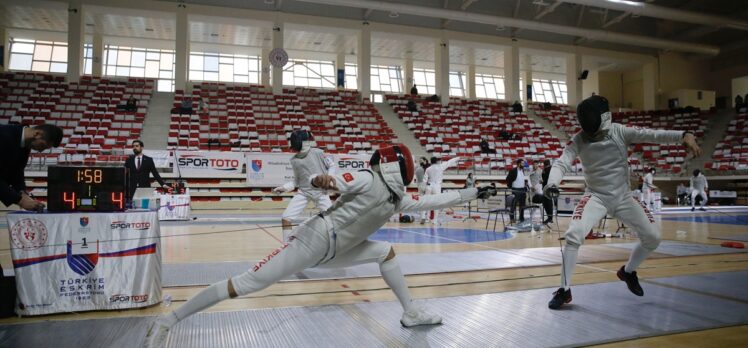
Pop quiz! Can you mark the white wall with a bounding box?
[666,89,716,109]
[733,76,748,100]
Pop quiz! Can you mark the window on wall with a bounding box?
[189,52,261,84]
[345,63,357,90]
[8,38,69,73]
[83,45,93,75]
[283,58,336,89]
[532,78,567,104]
[475,73,505,100]
[370,65,402,93]
[104,45,175,91]
[413,68,436,95]
[449,71,466,97]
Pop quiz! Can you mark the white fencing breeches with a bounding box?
[424,183,442,224]
[231,224,391,297]
[691,189,707,208]
[560,193,661,288]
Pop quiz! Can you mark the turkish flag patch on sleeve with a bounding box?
[342,173,354,182]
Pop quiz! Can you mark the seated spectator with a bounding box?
[180,97,193,115]
[428,94,440,103]
[480,138,496,154]
[736,95,744,111]
[512,101,523,113]
[406,99,418,112]
[499,130,511,141]
[126,96,137,112]
[410,84,418,95]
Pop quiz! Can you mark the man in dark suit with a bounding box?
[505,158,528,223]
[0,123,63,211]
[0,123,62,317]
[124,140,168,200]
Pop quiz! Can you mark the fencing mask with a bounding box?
[370,144,415,200]
[577,95,611,141]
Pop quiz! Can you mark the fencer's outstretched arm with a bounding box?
[441,156,461,171]
[545,143,578,191]
[622,127,701,156]
[310,171,372,194]
[398,188,477,212]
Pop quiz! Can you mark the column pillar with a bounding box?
[504,44,519,102]
[435,36,449,105]
[261,48,270,87]
[467,64,476,99]
[642,62,657,110]
[522,54,532,103]
[67,0,84,83]
[566,52,583,105]
[357,21,371,101]
[272,22,284,95]
[92,33,103,77]
[403,53,413,94]
[0,28,9,72]
[174,6,189,91]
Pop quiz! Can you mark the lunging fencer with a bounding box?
[544,95,701,309]
[273,130,335,240]
[144,144,495,347]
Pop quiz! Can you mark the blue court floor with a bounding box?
[661,213,748,226]
[369,227,514,244]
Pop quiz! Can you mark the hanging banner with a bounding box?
[175,151,244,177]
[143,150,172,168]
[245,152,372,187]
[7,211,161,316]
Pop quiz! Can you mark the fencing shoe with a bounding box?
[617,265,644,296]
[143,320,170,348]
[548,287,572,309]
[400,307,442,327]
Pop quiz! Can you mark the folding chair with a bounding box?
[485,191,513,232]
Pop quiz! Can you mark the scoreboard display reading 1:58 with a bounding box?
[47,166,127,212]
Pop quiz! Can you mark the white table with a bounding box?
[158,192,191,221]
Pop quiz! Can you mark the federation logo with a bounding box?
[10,218,48,250]
[80,217,89,227]
[251,160,263,172]
[66,240,99,276]
[166,201,175,211]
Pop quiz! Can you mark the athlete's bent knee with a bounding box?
[384,247,396,261]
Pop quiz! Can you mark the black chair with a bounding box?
[486,192,513,232]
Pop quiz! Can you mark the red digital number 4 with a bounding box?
[63,192,76,210]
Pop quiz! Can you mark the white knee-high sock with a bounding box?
[159,279,231,328]
[561,244,579,289]
[625,244,652,273]
[380,258,415,312]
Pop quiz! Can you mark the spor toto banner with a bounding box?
[246,152,372,187]
[176,151,245,177]
[7,211,161,316]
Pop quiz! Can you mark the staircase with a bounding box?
[686,109,734,174]
[526,107,570,143]
[374,102,428,158]
[141,92,174,150]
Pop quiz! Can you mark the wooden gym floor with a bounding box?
[1,207,747,347]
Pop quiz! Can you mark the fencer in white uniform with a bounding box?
[544,95,701,310]
[641,168,655,210]
[423,156,460,225]
[144,144,496,347]
[273,130,335,240]
[690,169,708,211]
[414,157,430,224]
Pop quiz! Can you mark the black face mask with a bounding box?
[576,95,610,137]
